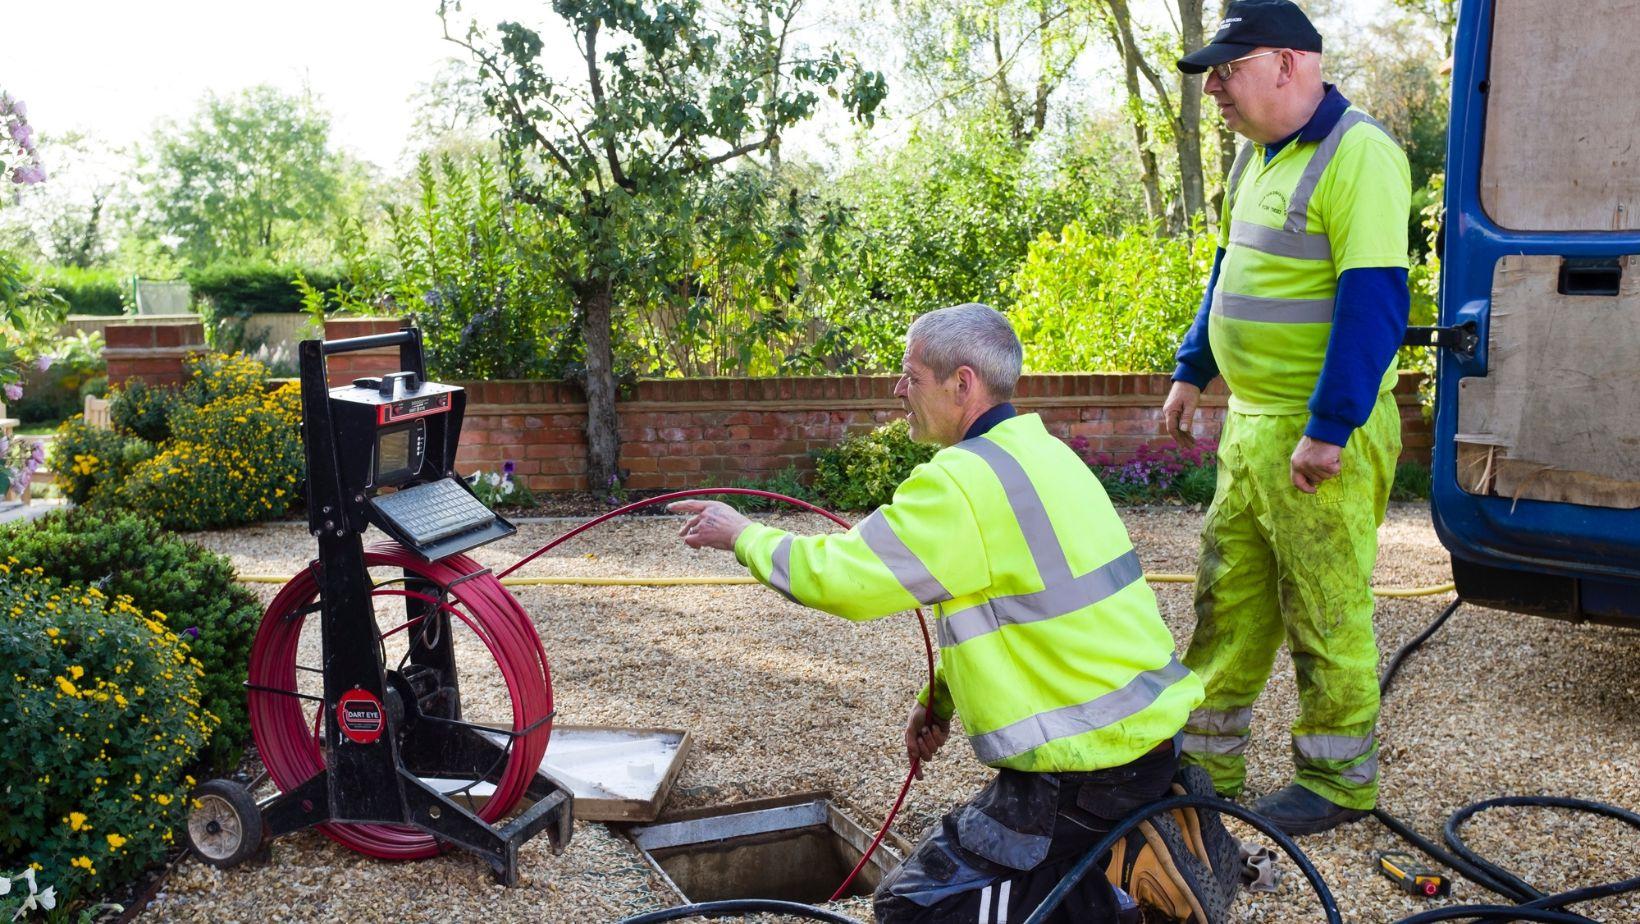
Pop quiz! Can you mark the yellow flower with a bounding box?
[68,665,84,681]
[56,676,78,697]
[71,856,93,870]
[106,833,127,849]
[154,793,172,806]
[45,627,59,638]
[68,812,89,831]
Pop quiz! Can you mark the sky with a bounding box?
[9,0,558,171]
[9,0,1393,177]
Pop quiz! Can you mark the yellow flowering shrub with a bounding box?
[47,416,154,506]
[0,562,215,904]
[115,381,303,530]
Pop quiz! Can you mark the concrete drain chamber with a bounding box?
[629,794,906,903]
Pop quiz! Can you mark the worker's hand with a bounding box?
[1163,380,1202,449]
[668,500,752,551]
[904,702,950,780]
[1290,436,1344,494]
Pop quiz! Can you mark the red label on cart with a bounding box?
[377,393,450,425]
[337,689,385,744]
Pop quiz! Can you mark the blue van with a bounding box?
[1429,1,1640,625]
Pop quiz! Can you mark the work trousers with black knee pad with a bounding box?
[874,742,1177,924]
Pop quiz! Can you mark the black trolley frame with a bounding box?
[243,327,572,884]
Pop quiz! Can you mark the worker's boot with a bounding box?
[1249,784,1368,836]
[1168,765,1244,900]
[1104,811,1233,924]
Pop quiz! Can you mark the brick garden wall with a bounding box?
[100,316,1433,493]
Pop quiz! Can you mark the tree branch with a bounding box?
[582,19,634,190]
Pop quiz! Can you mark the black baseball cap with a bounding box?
[1177,0,1323,74]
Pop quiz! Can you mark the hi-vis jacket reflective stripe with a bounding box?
[734,414,1203,772]
[1210,106,1410,414]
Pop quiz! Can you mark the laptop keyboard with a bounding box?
[371,478,495,547]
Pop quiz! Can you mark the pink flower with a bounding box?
[3,383,22,401]
[35,355,52,372]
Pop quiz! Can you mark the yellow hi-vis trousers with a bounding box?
[1180,390,1400,811]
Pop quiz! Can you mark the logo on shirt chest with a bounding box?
[1259,191,1288,218]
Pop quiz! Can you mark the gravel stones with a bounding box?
[147,503,1640,923]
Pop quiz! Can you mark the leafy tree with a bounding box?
[138,85,350,265]
[445,0,886,493]
[889,0,1093,146]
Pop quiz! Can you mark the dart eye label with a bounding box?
[338,690,385,744]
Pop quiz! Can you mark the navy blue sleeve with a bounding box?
[1305,266,1410,446]
[1172,247,1224,388]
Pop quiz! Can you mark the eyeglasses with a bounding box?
[1210,49,1290,82]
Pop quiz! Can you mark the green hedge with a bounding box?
[187,260,341,315]
[35,266,128,316]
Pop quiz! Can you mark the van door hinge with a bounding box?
[1403,322,1479,361]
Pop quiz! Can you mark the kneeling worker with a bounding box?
[672,303,1239,923]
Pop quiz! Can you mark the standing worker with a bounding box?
[1163,0,1412,834]
[674,303,1240,923]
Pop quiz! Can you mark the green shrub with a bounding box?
[35,266,129,316]
[187,259,341,316]
[712,465,816,512]
[1391,461,1432,501]
[0,563,216,906]
[1009,222,1216,373]
[48,417,154,506]
[811,419,936,511]
[109,380,184,444]
[11,331,107,425]
[0,509,261,770]
[115,382,303,531]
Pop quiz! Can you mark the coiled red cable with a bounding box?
[249,543,555,858]
[249,488,931,897]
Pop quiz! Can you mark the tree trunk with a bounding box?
[577,279,623,495]
[1104,11,1165,223]
[1175,0,1206,223]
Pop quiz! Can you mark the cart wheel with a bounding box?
[186,780,264,868]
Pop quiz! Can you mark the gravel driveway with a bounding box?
[142,503,1640,923]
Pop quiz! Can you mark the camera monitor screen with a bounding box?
[374,421,424,486]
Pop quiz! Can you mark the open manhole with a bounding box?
[630,793,906,903]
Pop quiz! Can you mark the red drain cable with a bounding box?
[499,488,935,901]
[249,488,930,896]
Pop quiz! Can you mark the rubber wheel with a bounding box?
[186,780,265,868]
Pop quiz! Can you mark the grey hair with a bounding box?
[906,302,1023,399]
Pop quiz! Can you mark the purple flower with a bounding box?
[31,442,46,463]
[35,355,52,372]
[502,460,516,477]
[8,99,25,120]
[185,626,200,639]
[9,164,44,185]
[4,383,22,401]
[8,120,31,147]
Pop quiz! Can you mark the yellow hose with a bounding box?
[235,572,1457,597]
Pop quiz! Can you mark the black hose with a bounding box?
[1378,597,1462,693]
[1374,602,1640,923]
[617,898,861,924]
[1021,794,1342,924]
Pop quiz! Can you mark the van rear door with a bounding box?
[1431,0,1640,626]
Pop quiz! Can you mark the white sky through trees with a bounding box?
[11,0,1395,176]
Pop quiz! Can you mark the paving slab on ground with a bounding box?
[144,503,1640,923]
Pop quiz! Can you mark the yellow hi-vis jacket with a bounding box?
[734,413,1203,772]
